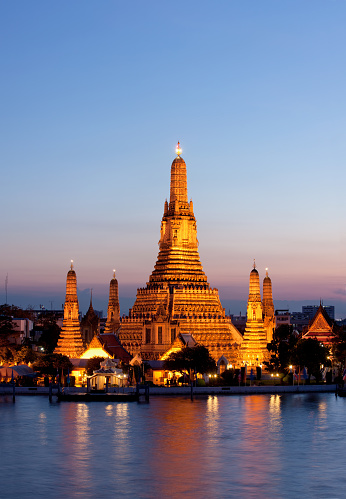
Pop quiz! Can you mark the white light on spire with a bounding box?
[176,141,182,156]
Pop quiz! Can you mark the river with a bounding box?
[1,393,346,498]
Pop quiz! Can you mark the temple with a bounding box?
[240,262,269,367]
[119,143,242,362]
[302,302,337,347]
[262,268,275,342]
[80,290,100,345]
[55,261,85,357]
[104,270,121,334]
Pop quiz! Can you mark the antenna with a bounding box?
[5,274,8,304]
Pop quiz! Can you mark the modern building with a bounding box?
[302,305,335,321]
[118,144,242,362]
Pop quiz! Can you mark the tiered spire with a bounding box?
[262,268,275,342]
[104,269,120,334]
[150,142,207,284]
[240,263,269,367]
[55,262,84,357]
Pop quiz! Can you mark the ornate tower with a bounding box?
[80,290,100,345]
[55,261,85,357]
[240,262,269,367]
[262,268,275,342]
[104,270,121,334]
[119,144,242,361]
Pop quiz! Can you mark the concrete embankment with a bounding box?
[2,384,337,397]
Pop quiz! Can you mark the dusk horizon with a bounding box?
[2,2,346,319]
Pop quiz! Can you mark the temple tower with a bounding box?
[262,268,275,342]
[240,262,269,367]
[80,290,100,345]
[119,144,242,362]
[55,261,85,357]
[104,270,121,334]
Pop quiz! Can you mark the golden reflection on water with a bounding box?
[206,395,219,436]
[61,403,91,490]
[38,412,47,446]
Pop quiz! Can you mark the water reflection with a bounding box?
[38,412,47,446]
[2,394,346,498]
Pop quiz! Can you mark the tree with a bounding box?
[85,357,105,376]
[163,345,216,375]
[36,314,61,353]
[264,325,298,374]
[0,307,18,347]
[290,338,328,383]
[33,353,73,376]
[332,326,346,367]
[14,345,38,365]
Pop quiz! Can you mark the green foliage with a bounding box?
[14,345,38,365]
[264,325,298,374]
[163,344,216,375]
[85,356,105,376]
[36,315,61,354]
[290,338,328,382]
[33,353,73,376]
[332,326,346,366]
[220,368,235,385]
[0,307,17,347]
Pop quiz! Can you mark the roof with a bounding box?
[302,304,337,344]
[99,334,132,362]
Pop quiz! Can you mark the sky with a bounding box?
[1,1,346,317]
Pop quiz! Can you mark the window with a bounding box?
[146,328,151,344]
[158,327,162,344]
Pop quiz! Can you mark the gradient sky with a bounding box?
[1,1,346,316]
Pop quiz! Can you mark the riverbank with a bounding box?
[0,383,337,397]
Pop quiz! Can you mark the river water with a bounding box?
[1,393,345,498]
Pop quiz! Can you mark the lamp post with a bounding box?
[289,365,293,386]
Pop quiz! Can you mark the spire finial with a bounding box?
[253,259,256,269]
[265,267,268,277]
[176,141,182,156]
[70,259,74,270]
[113,269,116,279]
[90,288,93,305]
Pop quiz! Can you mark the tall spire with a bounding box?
[104,269,120,334]
[169,142,189,209]
[240,263,269,367]
[262,268,275,342]
[55,262,84,357]
[150,144,206,284]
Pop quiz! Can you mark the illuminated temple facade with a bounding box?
[55,262,85,357]
[118,144,242,362]
[104,271,121,334]
[239,264,271,367]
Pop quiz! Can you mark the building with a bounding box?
[118,144,242,362]
[239,263,269,367]
[302,305,335,321]
[104,270,121,334]
[302,303,338,347]
[262,268,275,342]
[275,309,290,327]
[80,291,100,345]
[55,262,85,358]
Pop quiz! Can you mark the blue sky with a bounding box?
[1,1,346,316]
